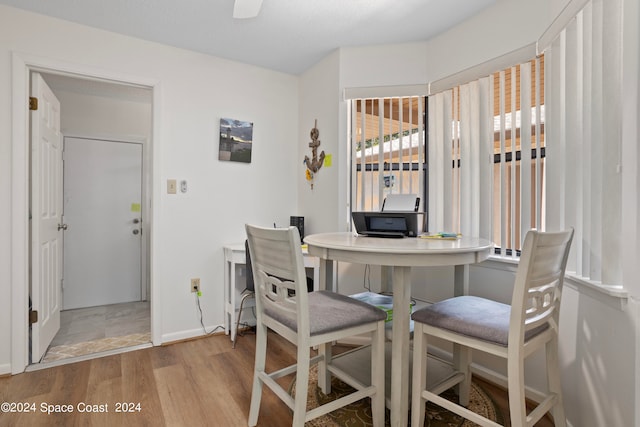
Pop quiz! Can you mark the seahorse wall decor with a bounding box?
[303,119,325,189]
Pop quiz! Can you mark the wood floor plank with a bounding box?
[117,350,165,427]
[154,363,210,426]
[82,377,124,427]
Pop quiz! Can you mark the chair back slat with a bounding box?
[246,224,310,336]
[257,271,298,318]
[524,282,557,327]
[510,228,574,344]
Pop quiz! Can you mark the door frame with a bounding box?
[10,52,161,374]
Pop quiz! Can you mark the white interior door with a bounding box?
[63,137,143,309]
[30,72,62,362]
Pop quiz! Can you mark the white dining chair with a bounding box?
[410,228,574,427]
[245,224,387,427]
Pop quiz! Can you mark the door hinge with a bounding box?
[29,97,38,111]
[29,310,38,325]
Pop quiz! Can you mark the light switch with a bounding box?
[167,179,177,194]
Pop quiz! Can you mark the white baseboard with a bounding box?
[161,324,226,344]
[0,363,11,376]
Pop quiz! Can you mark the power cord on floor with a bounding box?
[236,304,257,337]
[195,293,224,335]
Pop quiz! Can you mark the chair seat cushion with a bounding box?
[265,290,386,336]
[411,295,548,346]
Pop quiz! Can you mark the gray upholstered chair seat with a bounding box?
[411,295,548,346]
[265,290,387,336]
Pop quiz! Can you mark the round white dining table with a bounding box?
[304,232,493,427]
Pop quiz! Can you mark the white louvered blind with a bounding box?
[428,57,545,256]
[540,0,623,286]
[349,97,426,214]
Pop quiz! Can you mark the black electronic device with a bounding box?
[290,216,304,238]
[351,211,420,238]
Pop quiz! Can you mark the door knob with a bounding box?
[58,223,68,231]
[133,218,140,224]
[132,229,140,235]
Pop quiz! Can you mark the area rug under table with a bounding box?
[290,366,503,426]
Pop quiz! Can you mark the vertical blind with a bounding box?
[428,57,545,256]
[540,0,623,286]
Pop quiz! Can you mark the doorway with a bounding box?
[32,72,153,364]
[63,137,144,309]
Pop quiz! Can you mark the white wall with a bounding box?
[297,50,343,235]
[423,0,563,82]
[52,88,152,139]
[340,41,429,90]
[1,5,299,373]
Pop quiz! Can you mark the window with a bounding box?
[348,61,544,255]
[349,96,426,217]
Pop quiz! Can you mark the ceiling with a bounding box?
[1,0,497,75]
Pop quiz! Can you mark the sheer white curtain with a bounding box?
[540,0,623,286]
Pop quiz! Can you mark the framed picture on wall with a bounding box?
[218,118,253,163]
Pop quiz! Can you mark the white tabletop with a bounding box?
[304,232,492,266]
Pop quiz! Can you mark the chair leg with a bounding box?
[370,322,385,427]
[317,341,332,394]
[233,291,253,349]
[292,345,311,427]
[546,337,567,427]
[507,353,527,427]
[454,344,472,406]
[411,323,428,427]
[248,322,268,427]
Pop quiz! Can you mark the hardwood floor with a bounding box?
[0,331,554,427]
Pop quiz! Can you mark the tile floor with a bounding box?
[41,301,150,362]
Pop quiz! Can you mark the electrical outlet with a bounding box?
[191,278,200,293]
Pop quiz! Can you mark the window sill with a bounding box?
[478,255,628,302]
[563,273,628,299]
[480,254,519,271]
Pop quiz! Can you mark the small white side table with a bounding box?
[223,243,320,343]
